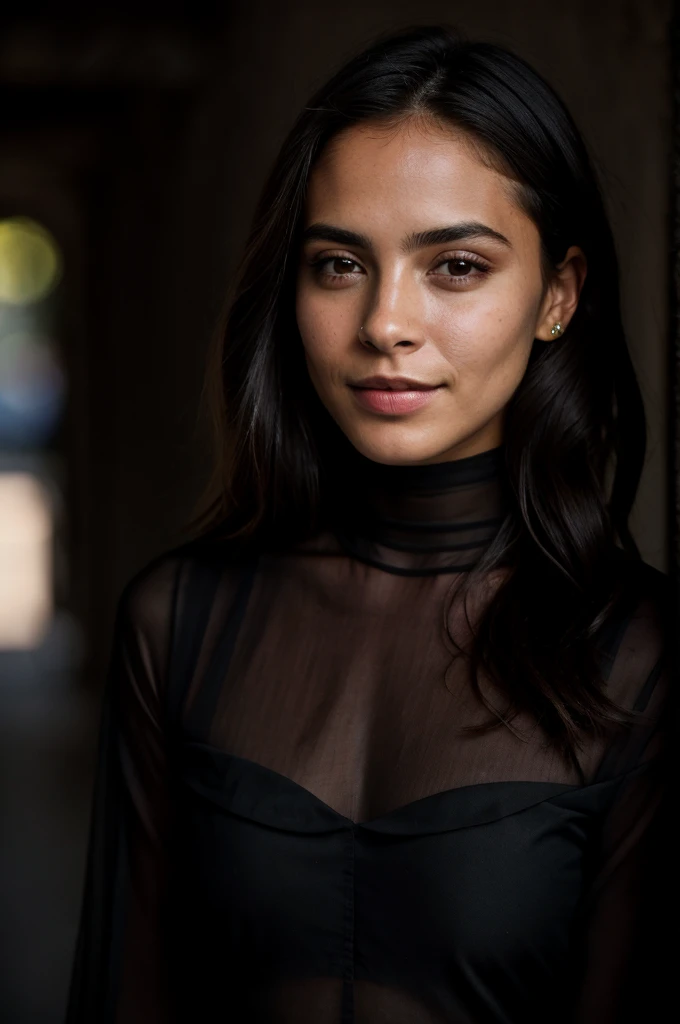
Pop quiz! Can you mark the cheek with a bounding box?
[296,288,350,382]
[299,330,338,389]
[432,295,535,384]
[295,281,320,341]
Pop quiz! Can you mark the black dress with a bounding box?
[64,445,672,1024]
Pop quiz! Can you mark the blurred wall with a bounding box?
[0,2,673,1021]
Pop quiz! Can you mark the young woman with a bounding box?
[65,24,673,1024]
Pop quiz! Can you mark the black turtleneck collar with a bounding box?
[329,443,510,576]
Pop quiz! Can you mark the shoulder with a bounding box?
[614,554,671,648]
[624,554,671,605]
[604,553,673,713]
[115,534,258,639]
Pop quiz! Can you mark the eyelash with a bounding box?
[308,252,492,286]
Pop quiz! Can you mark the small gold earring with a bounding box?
[550,322,563,337]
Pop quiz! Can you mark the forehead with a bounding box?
[305,119,529,240]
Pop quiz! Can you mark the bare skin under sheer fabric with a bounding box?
[64,446,672,1024]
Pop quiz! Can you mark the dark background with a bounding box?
[0,2,675,1021]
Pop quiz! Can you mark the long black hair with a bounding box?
[186,23,648,761]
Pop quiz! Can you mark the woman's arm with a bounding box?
[573,648,674,1023]
[64,556,181,1023]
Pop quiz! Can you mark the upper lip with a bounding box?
[350,375,442,391]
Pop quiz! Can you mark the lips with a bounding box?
[355,384,438,392]
[349,383,443,415]
[351,377,441,391]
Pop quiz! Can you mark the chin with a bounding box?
[346,427,454,466]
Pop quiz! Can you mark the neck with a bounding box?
[328,444,511,576]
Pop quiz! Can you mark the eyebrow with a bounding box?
[300,220,512,253]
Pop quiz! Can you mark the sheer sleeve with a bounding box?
[573,568,675,1023]
[64,553,182,1024]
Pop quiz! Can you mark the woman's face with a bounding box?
[295,117,586,465]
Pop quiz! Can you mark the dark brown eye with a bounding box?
[446,259,474,276]
[330,258,357,275]
[430,254,491,284]
[312,256,362,277]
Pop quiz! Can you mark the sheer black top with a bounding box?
[64,445,673,1023]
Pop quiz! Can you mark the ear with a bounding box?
[535,245,587,341]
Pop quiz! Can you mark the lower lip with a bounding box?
[350,385,443,414]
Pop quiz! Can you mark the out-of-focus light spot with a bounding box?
[0,333,66,446]
[0,472,53,649]
[0,217,62,305]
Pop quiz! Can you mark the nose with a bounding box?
[358,273,426,353]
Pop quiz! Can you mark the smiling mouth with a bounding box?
[349,383,444,416]
[352,384,442,392]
